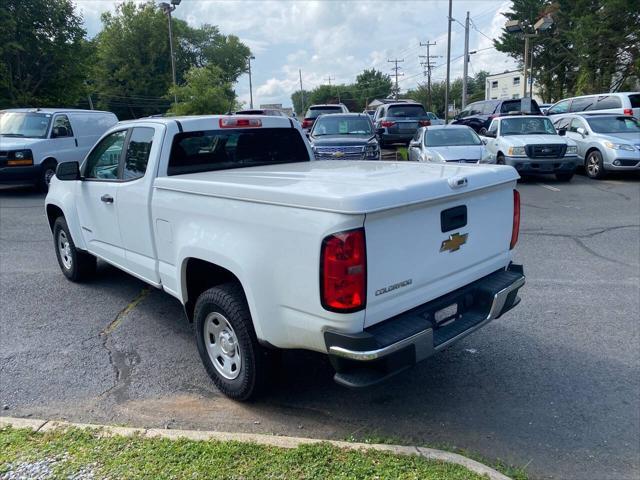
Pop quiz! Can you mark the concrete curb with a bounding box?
[0,416,511,480]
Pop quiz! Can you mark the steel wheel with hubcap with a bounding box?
[57,230,73,270]
[586,150,605,179]
[194,283,269,400]
[204,312,242,380]
[53,216,96,282]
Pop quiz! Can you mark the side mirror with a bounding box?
[557,128,566,136]
[409,140,420,148]
[52,126,69,138]
[56,161,81,181]
[481,138,488,145]
[576,127,587,136]
[376,128,384,136]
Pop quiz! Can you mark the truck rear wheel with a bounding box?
[53,217,96,282]
[194,283,267,401]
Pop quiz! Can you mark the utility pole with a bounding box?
[248,55,255,109]
[387,59,404,99]
[444,0,453,122]
[419,41,438,111]
[462,11,470,108]
[299,69,305,115]
[325,75,334,86]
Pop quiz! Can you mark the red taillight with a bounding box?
[380,120,396,127]
[320,228,366,312]
[302,118,314,129]
[419,120,431,127]
[219,117,262,128]
[623,108,633,116]
[510,189,520,250]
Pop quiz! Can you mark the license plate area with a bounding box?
[434,303,458,326]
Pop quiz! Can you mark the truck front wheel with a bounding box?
[194,283,267,401]
[53,217,96,281]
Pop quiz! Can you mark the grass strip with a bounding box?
[0,426,490,479]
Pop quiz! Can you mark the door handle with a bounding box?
[100,194,114,204]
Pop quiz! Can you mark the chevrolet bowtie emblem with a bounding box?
[332,151,345,157]
[440,232,468,252]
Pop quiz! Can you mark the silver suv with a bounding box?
[553,114,640,179]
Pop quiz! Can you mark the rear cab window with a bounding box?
[168,128,309,176]
[386,105,427,118]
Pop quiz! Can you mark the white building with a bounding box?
[485,70,543,104]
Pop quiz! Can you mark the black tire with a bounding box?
[497,154,506,165]
[53,216,96,282]
[585,150,606,179]
[37,160,57,193]
[555,172,574,182]
[194,283,268,401]
[479,127,488,135]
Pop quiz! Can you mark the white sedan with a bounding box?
[408,125,491,164]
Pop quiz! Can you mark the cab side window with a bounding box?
[83,130,127,180]
[51,115,74,138]
[123,127,154,180]
[488,120,498,136]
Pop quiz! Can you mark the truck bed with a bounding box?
[153,160,519,214]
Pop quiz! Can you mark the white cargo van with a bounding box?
[0,108,118,191]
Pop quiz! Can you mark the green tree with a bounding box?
[494,0,640,101]
[92,1,251,119]
[291,89,311,116]
[0,0,88,108]
[354,69,393,107]
[168,65,236,115]
[93,2,174,119]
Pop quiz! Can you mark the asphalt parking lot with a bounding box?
[1,170,638,480]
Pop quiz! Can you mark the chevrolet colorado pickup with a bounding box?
[45,115,525,400]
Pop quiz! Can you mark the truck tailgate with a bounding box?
[364,181,516,328]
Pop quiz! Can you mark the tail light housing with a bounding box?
[623,108,633,116]
[418,120,431,127]
[302,118,314,129]
[380,120,396,128]
[320,228,367,312]
[510,189,520,250]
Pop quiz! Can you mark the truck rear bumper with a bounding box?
[324,264,525,388]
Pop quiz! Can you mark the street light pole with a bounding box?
[159,1,181,105]
[248,55,255,109]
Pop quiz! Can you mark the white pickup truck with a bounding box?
[45,115,525,400]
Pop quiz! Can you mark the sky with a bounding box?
[75,0,519,108]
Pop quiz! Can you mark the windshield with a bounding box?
[386,105,427,118]
[0,112,52,138]
[501,117,556,135]
[586,116,640,134]
[312,116,372,136]
[425,128,481,146]
[306,107,342,119]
